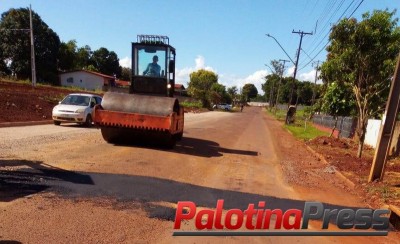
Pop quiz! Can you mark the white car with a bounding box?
[52,93,102,126]
[213,103,232,111]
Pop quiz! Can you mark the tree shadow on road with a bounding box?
[0,159,376,228]
[0,159,94,202]
[63,172,375,228]
[109,136,259,158]
[174,137,259,158]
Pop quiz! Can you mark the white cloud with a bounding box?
[176,55,270,94]
[219,70,270,95]
[284,66,322,83]
[299,69,316,82]
[195,55,215,71]
[176,55,272,94]
[119,57,131,68]
[176,55,216,85]
[286,66,295,77]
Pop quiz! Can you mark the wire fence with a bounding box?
[312,114,357,138]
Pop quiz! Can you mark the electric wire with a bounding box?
[298,0,365,71]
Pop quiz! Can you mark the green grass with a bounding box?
[266,108,286,121]
[180,101,202,109]
[284,122,328,141]
[267,106,328,141]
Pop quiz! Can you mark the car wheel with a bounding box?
[85,114,93,127]
[53,120,61,126]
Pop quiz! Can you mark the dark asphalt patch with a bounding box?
[1,164,366,224]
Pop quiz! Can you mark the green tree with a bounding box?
[0,8,60,83]
[297,81,315,105]
[265,60,286,106]
[276,77,290,104]
[262,74,277,101]
[227,86,238,104]
[209,83,226,105]
[187,69,218,108]
[59,40,77,71]
[90,47,121,77]
[321,82,355,136]
[120,67,131,81]
[242,83,258,101]
[76,45,92,69]
[0,46,10,75]
[320,10,400,157]
[86,64,99,72]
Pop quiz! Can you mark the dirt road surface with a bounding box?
[0,107,398,243]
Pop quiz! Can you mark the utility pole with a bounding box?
[275,59,290,113]
[2,6,36,87]
[264,63,275,108]
[311,60,320,106]
[286,30,312,124]
[288,30,313,107]
[368,53,400,182]
[29,5,37,87]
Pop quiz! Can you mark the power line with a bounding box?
[301,48,313,61]
[304,0,359,57]
[349,0,364,16]
[305,0,347,57]
[306,0,338,49]
[298,0,365,71]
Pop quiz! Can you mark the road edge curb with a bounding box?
[0,120,54,128]
[305,144,356,189]
[277,116,356,190]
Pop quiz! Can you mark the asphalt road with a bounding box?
[0,107,398,243]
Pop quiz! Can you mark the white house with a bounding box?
[365,119,400,155]
[59,70,115,90]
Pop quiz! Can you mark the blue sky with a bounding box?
[1,0,398,93]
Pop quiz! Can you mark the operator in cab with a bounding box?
[143,55,161,77]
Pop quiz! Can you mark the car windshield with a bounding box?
[61,95,90,106]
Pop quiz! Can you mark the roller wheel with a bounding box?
[101,127,118,143]
[85,114,93,127]
[164,134,177,149]
[174,132,183,141]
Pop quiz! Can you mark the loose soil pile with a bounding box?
[0,79,205,122]
[307,135,400,206]
[0,80,78,123]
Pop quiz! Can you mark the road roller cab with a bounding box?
[131,35,176,97]
[93,35,184,147]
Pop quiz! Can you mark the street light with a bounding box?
[264,63,274,73]
[264,63,275,108]
[265,34,295,65]
[265,34,296,124]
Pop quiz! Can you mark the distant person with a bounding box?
[143,55,161,77]
[240,104,244,112]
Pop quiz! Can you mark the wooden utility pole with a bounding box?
[3,6,36,87]
[311,60,320,106]
[368,53,400,182]
[29,5,36,87]
[285,30,312,124]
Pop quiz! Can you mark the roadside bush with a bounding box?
[180,101,202,109]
